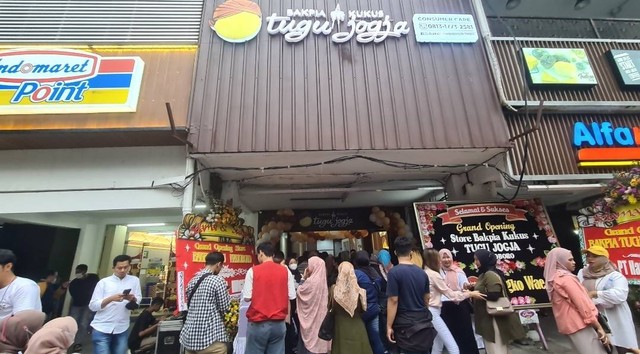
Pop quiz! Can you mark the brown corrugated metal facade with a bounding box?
[507,113,640,176]
[189,0,509,153]
[493,39,640,104]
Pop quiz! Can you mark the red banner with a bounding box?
[175,239,255,311]
[438,203,528,225]
[582,221,640,283]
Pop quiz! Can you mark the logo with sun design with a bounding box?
[209,0,262,43]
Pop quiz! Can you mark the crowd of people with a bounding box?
[1,236,640,354]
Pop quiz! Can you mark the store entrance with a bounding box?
[257,207,408,257]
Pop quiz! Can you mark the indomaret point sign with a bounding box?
[266,4,410,43]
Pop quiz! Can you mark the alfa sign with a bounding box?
[572,121,640,167]
[0,49,144,115]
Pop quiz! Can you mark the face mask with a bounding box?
[75,273,84,279]
[289,264,298,271]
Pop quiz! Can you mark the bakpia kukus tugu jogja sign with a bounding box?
[0,48,144,115]
[207,0,478,44]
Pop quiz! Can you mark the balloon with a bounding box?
[276,222,285,231]
[268,221,277,229]
[269,229,280,237]
[277,209,284,216]
[398,229,407,236]
[397,220,406,228]
[261,225,268,233]
[375,220,384,227]
[392,212,401,220]
[372,207,380,213]
[376,211,385,219]
[369,214,377,223]
[383,217,391,225]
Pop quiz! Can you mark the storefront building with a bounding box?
[0,0,203,308]
[475,0,640,256]
[187,0,514,245]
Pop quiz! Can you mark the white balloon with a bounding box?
[269,229,280,237]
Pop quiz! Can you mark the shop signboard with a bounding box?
[522,48,597,87]
[412,14,478,43]
[175,239,254,311]
[0,48,144,115]
[572,121,640,167]
[414,199,558,307]
[608,50,640,87]
[258,207,405,232]
[578,218,640,284]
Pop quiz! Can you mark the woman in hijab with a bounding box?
[471,250,525,354]
[376,250,393,281]
[577,245,637,354]
[438,248,479,354]
[544,247,609,354]
[288,257,302,284]
[25,316,77,354]
[296,256,331,354]
[331,262,372,354]
[0,310,46,354]
[354,251,386,354]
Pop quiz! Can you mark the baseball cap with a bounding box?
[581,245,609,258]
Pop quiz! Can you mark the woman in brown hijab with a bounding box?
[0,310,45,353]
[331,262,372,354]
[25,316,77,354]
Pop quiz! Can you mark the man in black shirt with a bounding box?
[128,297,165,353]
[68,264,99,346]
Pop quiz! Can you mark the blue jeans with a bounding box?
[92,329,128,354]
[365,315,387,354]
[245,320,286,354]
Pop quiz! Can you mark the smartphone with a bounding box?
[122,289,131,295]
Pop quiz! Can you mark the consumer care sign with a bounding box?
[0,49,144,115]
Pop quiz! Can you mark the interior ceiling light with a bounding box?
[574,0,590,10]
[126,223,166,227]
[194,204,208,209]
[506,0,522,10]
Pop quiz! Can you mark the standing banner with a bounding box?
[580,220,640,284]
[175,239,254,311]
[414,199,558,307]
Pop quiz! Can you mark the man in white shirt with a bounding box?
[0,249,41,320]
[89,254,142,354]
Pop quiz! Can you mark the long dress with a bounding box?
[331,301,373,354]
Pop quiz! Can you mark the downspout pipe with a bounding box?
[471,0,517,112]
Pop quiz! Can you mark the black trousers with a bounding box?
[440,301,480,354]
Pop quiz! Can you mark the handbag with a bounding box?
[485,273,514,316]
[318,307,334,340]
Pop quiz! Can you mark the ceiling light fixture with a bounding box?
[126,223,166,227]
[194,204,208,209]
[526,184,602,191]
[505,0,522,10]
[574,0,590,10]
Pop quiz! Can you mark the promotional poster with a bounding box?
[414,199,558,306]
[176,239,254,311]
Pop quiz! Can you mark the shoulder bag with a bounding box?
[318,291,335,340]
[485,272,514,316]
[187,272,213,308]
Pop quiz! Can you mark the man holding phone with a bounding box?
[89,255,142,354]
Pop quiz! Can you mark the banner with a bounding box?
[414,199,558,306]
[581,221,640,284]
[175,239,254,311]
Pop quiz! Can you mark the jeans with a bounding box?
[429,307,459,354]
[69,305,93,344]
[245,320,286,354]
[365,315,387,354]
[92,329,129,354]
